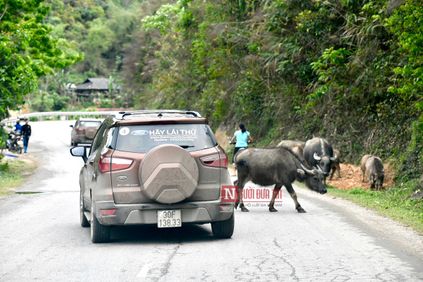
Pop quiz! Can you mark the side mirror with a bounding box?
[70,146,87,163]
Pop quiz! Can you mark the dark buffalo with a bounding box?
[360,154,384,190]
[234,147,327,213]
[329,149,341,180]
[303,137,337,178]
[277,140,305,161]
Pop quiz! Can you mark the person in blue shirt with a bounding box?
[230,123,252,163]
[14,120,22,134]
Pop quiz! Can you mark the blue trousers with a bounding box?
[23,136,29,153]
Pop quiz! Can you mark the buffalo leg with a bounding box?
[235,165,250,212]
[329,168,335,180]
[234,179,249,212]
[370,176,375,190]
[284,183,306,213]
[233,179,239,209]
[330,163,341,180]
[268,185,282,212]
[239,189,249,212]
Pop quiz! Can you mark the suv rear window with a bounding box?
[79,121,101,127]
[113,124,217,153]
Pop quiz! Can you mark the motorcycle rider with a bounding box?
[230,123,253,164]
[14,120,22,134]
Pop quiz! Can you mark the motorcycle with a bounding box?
[6,131,23,154]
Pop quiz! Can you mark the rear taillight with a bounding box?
[98,156,133,173]
[200,152,228,168]
[100,208,117,216]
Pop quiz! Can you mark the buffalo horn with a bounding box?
[296,169,306,178]
[300,163,316,175]
[313,152,322,161]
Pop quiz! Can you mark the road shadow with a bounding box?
[108,224,217,244]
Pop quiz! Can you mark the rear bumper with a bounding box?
[94,200,234,226]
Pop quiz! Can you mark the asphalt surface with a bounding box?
[0,121,422,281]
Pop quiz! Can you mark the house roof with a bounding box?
[75,78,119,91]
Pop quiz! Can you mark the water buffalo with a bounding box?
[360,154,384,190]
[329,149,341,180]
[277,140,305,161]
[303,137,337,178]
[234,147,327,213]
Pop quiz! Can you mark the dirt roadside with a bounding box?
[0,153,38,196]
[327,162,395,190]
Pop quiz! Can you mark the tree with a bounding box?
[0,0,81,119]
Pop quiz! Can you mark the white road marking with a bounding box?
[136,263,153,279]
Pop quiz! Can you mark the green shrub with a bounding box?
[0,127,7,149]
[396,116,423,182]
[0,161,9,172]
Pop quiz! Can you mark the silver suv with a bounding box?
[70,110,234,243]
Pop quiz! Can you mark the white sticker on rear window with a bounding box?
[148,128,198,142]
[119,127,130,136]
[131,130,149,136]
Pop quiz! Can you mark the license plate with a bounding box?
[157,210,182,228]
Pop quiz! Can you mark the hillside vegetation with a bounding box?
[1,0,421,185]
[135,0,422,182]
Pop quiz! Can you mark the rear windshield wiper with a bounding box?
[179,145,195,149]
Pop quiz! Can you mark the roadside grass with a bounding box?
[328,181,423,234]
[0,158,37,196]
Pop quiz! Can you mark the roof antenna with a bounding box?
[158,113,163,117]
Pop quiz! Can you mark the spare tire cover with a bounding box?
[139,144,199,204]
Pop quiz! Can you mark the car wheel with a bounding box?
[90,198,110,243]
[211,214,234,239]
[80,191,90,228]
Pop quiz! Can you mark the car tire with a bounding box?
[211,214,234,239]
[80,191,90,228]
[90,198,111,243]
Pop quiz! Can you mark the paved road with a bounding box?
[0,121,422,281]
